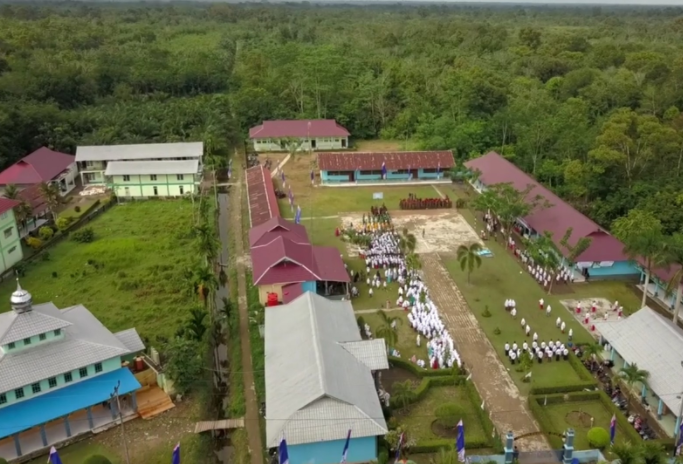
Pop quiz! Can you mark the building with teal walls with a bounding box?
[0,199,24,273]
[75,142,203,195]
[265,293,389,464]
[0,282,145,460]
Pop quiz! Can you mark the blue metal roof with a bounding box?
[0,368,141,438]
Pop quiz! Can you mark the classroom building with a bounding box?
[265,292,388,464]
[317,151,454,184]
[249,119,350,152]
[0,147,78,197]
[0,199,23,274]
[465,152,638,279]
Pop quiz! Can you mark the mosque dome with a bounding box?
[11,279,32,313]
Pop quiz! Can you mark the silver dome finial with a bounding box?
[11,278,32,313]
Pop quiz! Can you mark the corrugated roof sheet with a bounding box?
[75,142,203,162]
[17,184,48,216]
[0,309,73,345]
[249,119,350,139]
[465,152,628,263]
[0,198,19,215]
[340,340,390,371]
[318,151,454,172]
[0,147,74,186]
[594,307,683,415]
[104,160,199,176]
[246,165,280,228]
[114,328,146,353]
[249,216,310,248]
[265,292,387,447]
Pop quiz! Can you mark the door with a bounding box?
[341,138,347,148]
[311,139,317,149]
[124,187,130,197]
[349,171,355,182]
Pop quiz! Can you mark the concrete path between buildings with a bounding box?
[420,253,551,451]
[270,154,291,178]
[230,167,265,464]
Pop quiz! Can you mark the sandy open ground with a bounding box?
[560,297,619,338]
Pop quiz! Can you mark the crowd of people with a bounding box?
[353,214,461,371]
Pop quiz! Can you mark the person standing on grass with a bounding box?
[539,298,544,310]
[546,304,552,317]
[568,328,573,341]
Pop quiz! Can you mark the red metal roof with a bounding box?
[0,198,19,215]
[282,283,304,304]
[312,246,350,283]
[249,120,350,139]
[246,165,281,228]
[17,184,48,216]
[317,151,454,172]
[249,216,310,248]
[465,152,628,263]
[0,147,74,186]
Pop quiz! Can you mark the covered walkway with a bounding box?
[595,308,683,436]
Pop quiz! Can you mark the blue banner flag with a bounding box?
[394,432,404,463]
[675,422,683,456]
[609,415,616,445]
[456,420,465,463]
[437,162,441,174]
[341,429,352,463]
[48,447,63,464]
[279,437,290,464]
[310,170,315,181]
[172,443,180,464]
[381,162,387,179]
[295,206,302,224]
[281,170,285,182]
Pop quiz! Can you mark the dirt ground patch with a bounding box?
[565,410,594,428]
[431,420,458,439]
[380,367,420,394]
[560,297,616,335]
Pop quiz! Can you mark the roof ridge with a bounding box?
[308,293,327,395]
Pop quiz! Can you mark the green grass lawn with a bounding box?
[24,441,119,464]
[0,200,198,342]
[360,310,427,361]
[395,385,486,445]
[58,196,101,220]
[539,399,629,450]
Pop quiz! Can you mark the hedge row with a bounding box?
[528,354,598,395]
[462,377,504,452]
[388,356,458,378]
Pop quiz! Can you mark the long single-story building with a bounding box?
[246,164,280,228]
[595,307,683,436]
[265,292,388,464]
[317,151,454,184]
[465,152,637,279]
[249,119,350,152]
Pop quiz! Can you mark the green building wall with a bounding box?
[0,208,23,273]
[108,173,198,198]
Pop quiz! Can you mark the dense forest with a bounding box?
[1,2,683,231]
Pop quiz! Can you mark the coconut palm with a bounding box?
[38,182,62,222]
[390,380,415,409]
[193,223,219,263]
[3,184,19,200]
[400,232,417,254]
[641,441,667,464]
[457,243,483,284]
[582,343,603,371]
[619,363,650,408]
[375,310,401,350]
[611,442,640,464]
[405,253,421,270]
[219,297,234,327]
[527,233,561,294]
[13,201,33,229]
[188,265,219,306]
[185,307,208,341]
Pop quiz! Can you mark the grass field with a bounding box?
[361,310,427,361]
[0,200,199,341]
[57,196,101,221]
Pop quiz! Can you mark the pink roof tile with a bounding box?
[282,283,304,304]
[0,147,74,186]
[249,119,350,139]
[318,151,454,172]
[465,152,628,263]
[246,165,280,228]
[249,216,310,248]
[0,198,20,215]
[313,247,350,283]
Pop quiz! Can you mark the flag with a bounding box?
[295,206,302,224]
[381,162,387,179]
[279,436,290,464]
[281,170,285,182]
[48,447,63,464]
[456,420,466,463]
[172,443,181,464]
[394,432,404,463]
[310,170,315,181]
[609,414,616,445]
[437,162,441,174]
[675,422,683,456]
[341,429,352,463]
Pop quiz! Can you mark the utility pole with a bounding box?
[112,381,131,464]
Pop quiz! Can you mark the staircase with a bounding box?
[136,385,176,419]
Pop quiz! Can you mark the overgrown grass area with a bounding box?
[246,271,265,404]
[0,200,198,341]
[57,196,101,221]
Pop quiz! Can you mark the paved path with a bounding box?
[420,253,550,451]
[230,167,265,464]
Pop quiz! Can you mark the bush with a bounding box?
[377,449,389,464]
[455,198,466,208]
[38,226,54,241]
[82,456,112,464]
[482,306,492,317]
[74,205,81,213]
[26,236,43,249]
[0,457,8,464]
[72,227,95,243]
[587,427,610,449]
[493,327,501,335]
[56,216,75,230]
[435,403,466,428]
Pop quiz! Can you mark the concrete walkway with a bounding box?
[230,167,265,464]
[419,253,550,451]
[270,155,291,178]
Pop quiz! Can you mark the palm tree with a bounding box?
[405,253,421,270]
[629,234,667,308]
[527,233,561,295]
[38,182,62,222]
[219,297,234,327]
[193,223,219,263]
[375,310,401,350]
[3,184,19,200]
[390,380,415,408]
[188,265,219,306]
[611,443,641,464]
[619,363,650,408]
[185,307,208,341]
[641,441,667,464]
[435,449,459,464]
[457,243,483,284]
[400,232,417,254]
[14,201,33,230]
[664,233,683,323]
[582,343,603,371]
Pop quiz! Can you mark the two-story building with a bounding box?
[0,147,78,197]
[0,281,145,460]
[0,199,23,274]
[75,142,203,198]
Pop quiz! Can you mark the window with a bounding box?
[7,246,16,254]
[64,372,73,383]
[0,393,6,404]
[176,174,184,181]
[48,377,57,388]
[153,186,158,196]
[23,338,31,346]
[39,333,46,341]
[79,367,88,378]
[422,168,438,174]
[54,329,61,336]
[95,362,103,373]
[3,227,12,238]
[150,175,157,181]
[123,175,130,182]
[7,342,15,350]
[179,186,184,195]
[14,388,24,399]
[31,383,41,394]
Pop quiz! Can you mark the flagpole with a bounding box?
[112,381,131,464]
